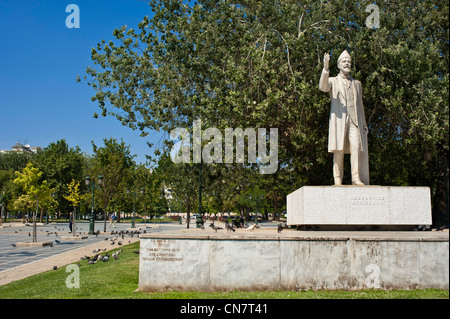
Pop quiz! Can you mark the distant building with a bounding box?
[0,143,41,154]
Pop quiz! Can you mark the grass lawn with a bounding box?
[0,241,448,299]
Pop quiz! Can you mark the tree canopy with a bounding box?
[81,0,448,225]
[2,1,447,227]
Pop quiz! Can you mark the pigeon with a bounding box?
[53,266,57,270]
[278,223,289,233]
[245,224,260,231]
[437,225,446,231]
[225,223,235,232]
[28,232,31,237]
[209,223,223,232]
[102,253,110,262]
[277,223,284,233]
[54,239,61,244]
[11,244,16,247]
[112,252,119,260]
[88,259,96,265]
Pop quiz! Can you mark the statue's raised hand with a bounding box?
[323,52,330,70]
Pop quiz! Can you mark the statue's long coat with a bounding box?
[319,69,370,184]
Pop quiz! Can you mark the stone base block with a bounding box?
[287,186,432,226]
[61,236,88,240]
[15,241,53,247]
[138,233,449,291]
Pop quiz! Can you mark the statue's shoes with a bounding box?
[353,181,365,186]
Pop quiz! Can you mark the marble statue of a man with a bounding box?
[319,50,369,186]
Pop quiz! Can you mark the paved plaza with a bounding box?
[1,219,447,287]
[0,220,186,285]
[0,219,278,286]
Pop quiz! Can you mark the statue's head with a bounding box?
[338,50,352,75]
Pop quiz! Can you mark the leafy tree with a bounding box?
[131,164,168,221]
[32,139,84,218]
[13,163,55,242]
[90,138,136,228]
[64,179,82,236]
[0,151,32,172]
[158,154,199,228]
[0,152,34,217]
[83,0,448,225]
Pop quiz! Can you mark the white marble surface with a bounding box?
[138,231,448,291]
[287,186,432,226]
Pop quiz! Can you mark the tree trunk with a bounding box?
[186,205,190,229]
[103,202,108,232]
[33,198,38,243]
[273,196,279,221]
[39,209,44,223]
[73,207,77,237]
[432,155,449,228]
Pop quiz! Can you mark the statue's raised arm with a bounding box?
[319,52,332,92]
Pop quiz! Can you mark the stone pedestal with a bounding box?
[287,186,432,227]
[15,241,53,247]
[138,231,449,291]
[61,236,88,240]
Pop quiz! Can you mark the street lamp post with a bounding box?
[0,189,4,227]
[255,194,263,227]
[196,161,204,228]
[85,175,103,235]
[128,188,144,229]
[132,190,136,228]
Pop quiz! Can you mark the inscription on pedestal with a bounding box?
[350,195,385,206]
[142,239,183,262]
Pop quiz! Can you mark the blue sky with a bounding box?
[0,0,164,165]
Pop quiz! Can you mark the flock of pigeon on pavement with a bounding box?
[10,222,291,270]
[11,226,148,248]
[50,228,147,270]
[206,222,289,233]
